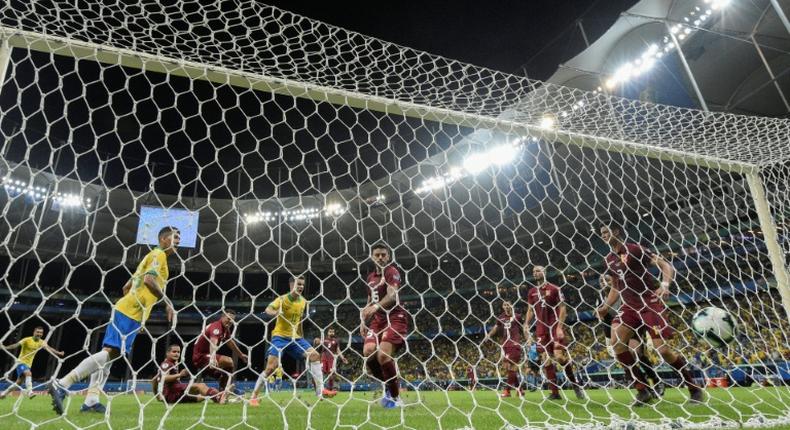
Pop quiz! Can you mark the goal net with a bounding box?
[1,1,790,429]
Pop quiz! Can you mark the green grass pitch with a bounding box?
[2,387,790,429]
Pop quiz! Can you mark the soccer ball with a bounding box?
[691,306,736,348]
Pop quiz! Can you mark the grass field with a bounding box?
[1,387,790,429]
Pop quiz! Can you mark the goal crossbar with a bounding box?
[0,27,759,176]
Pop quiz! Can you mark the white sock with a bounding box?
[309,360,324,395]
[253,372,268,396]
[24,375,32,396]
[58,350,109,389]
[84,362,111,406]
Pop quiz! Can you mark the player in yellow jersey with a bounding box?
[1,326,64,399]
[249,275,336,406]
[48,226,180,415]
[273,366,283,391]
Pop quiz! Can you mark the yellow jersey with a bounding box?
[17,336,44,367]
[114,247,169,322]
[269,294,307,339]
[274,367,283,379]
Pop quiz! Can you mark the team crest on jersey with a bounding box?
[213,329,220,335]
[392,273,400,282]
[161,363,169,369]
[620,254,628,265]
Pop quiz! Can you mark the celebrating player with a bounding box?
[360,243,410,408]
[525,265,584,400]
[315,327,348,392]
[155,344,223,404]
[598,274,665,397]
[485,300,524,398]
[595,223,702,405]
[192,309,248,397]
[49,226,179,415]
[1,326,64,399]
[249,275,336,406]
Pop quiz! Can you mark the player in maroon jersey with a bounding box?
[525,265,585,400]
[485,300,524,398]
[595,223,702,406]
[314,327,349,392]
[154,344,223,404]
[191,309,248,396]
[360,243,410,408]
[466,365,477,391]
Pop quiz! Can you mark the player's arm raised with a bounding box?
[42,341,65,358]
[651,253,675,300]
[1,341,21,351]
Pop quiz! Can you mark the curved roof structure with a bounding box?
[547,0,790,117]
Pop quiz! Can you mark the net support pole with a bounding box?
[746,171,790,317]
[0,36,11,89]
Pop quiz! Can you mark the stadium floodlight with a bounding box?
[323,203,346,216]
[539,115,556,130]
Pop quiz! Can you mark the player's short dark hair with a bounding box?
[33,326,44,332]
[289,274,305,284]
[371,242,390,253]
[222,308,237,317]
[167,344,181,351]
[158,226,180,239]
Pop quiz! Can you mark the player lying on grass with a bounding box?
[152,344,224,404]
[191,309,247,397]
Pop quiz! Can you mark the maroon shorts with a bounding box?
[364,312,409,350]
[163,383,196,404]
[536,329,568,353]
[503,345,522,364]
[321,356,335,374]
[612,306,674,339]
[192,353,229,379]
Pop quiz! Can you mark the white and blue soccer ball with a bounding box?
[691,306,736,348]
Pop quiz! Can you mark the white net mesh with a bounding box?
[1,1,790,429]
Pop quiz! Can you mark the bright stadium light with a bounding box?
[539,115,556,130]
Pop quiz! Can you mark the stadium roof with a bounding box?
[546,0,790,118]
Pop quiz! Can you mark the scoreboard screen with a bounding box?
[135,206,199,248]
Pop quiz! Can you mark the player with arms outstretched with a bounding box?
[525,265,584,400]
[485,300,524,398]
[1,326,64,399]
[192,309,247,398]
[596,223,702,405]
[249,275,336,406]
[49,226,179,415]
[155,344,223,404]
[360,243,410,408]
[314,327,348,392]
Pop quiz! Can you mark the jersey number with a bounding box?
[370,289,380,303]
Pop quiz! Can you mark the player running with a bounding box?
[155,344,223,404]
[525,265,584,400]
[192,309,247,398]
[599,274,665,397]
[595,223,702,406]
[249,275,336,406]
[49,226,179,415]
[1,326,64,399]
[485,300,525,398]
[315,327,348,392]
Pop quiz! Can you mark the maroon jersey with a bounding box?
[321,337,339,361]
[604,242,660,311]
[365,264,405,315]
[527,283,564,335]
[192,320,230,359]
[159,358,182,398]
[495,312,524,349]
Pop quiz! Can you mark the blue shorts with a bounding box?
[267,336,313,360]
[15,364,30,378]
[102,311,141,355]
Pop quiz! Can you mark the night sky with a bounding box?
[264,0,637,79]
